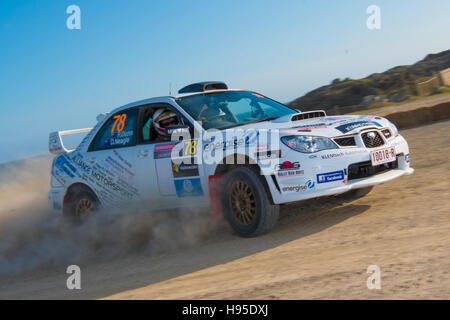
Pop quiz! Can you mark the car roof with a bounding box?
[109,89,246,114]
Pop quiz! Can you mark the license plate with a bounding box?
[370,147,396,166]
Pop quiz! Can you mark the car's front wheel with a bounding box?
[221,167,279,237]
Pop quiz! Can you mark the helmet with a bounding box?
[153,108,178,136]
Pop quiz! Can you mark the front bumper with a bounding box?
[266,134,413,204]
[269,166,413,204]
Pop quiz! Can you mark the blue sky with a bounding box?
[0,0,449,163]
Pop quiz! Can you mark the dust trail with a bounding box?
[0,156,215,276]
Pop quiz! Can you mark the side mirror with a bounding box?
[165,125,190,136]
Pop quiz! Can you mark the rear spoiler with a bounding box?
[48,128,92,155]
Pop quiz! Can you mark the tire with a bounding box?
[336,186,373,200]
[65,188,99,224]
[221,167,280,237]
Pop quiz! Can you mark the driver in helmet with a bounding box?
[198,96,228,123]
[152,108,179,141]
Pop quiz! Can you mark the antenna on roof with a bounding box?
[169,82,172,95]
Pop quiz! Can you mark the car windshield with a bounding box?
[175,91,297,130]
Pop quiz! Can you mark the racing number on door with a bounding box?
[111,114,127,134]
[184,140,197,155]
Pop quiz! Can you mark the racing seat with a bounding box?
[142,110,159,142]
[148,121,158,141]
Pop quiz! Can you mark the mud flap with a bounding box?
[208,174,225,224]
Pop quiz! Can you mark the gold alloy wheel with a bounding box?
[75,198,95,218]
[229,180,256,225]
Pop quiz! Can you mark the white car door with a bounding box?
[133,104,208,212]
[81,107,140,210]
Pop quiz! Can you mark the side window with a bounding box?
[139,105,190,144]
[90,109,138,151]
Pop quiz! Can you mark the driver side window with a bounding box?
[138,105,191,144]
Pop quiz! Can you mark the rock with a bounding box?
[389,90,411,102]
[361,95,385,107]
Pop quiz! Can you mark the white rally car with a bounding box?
[48,82,413,237]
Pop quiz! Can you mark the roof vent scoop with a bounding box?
[291,110,326,121]
[178,81,228,94]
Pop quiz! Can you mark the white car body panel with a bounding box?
[48,89,413,215]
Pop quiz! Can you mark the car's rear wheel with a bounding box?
[65,188,99,224]
[221,167,279,237]
[336,186,373,200]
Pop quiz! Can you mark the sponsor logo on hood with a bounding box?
[335,121,382,133]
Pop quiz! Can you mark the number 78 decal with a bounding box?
[184,140,197,155]
[111,114,127,134]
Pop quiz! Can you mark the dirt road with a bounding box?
[366,93,450,115]
[0,120,449,299]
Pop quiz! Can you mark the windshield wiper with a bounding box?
[216,116,281,130]
[248,116,280,124]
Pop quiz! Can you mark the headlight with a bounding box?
[281,135,338,153]
[387,121,399,137]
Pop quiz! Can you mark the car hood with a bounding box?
[228,114,391,138]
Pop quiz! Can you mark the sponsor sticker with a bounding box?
[49,132,63,153]
[174,178,204,197]
[277,161,300,170]
[277,170,304,178]
[316,170,345,184]
[183,140,198,156]
[358,115,382,120]
[55,155,77,178]
[256,149,281,160]
[104,130,134,147]
[204,137,250,152]
[405,153,410,163]
[280,123,327,131]
[256,145,269,151]
[155,143,176,151]
[154,143,177,159]
[335,121,382,133]
[64,152,138,202]
[281,180,315,193]
[344,149,366,156]
[172,162,199,178]
[321,152,344,160]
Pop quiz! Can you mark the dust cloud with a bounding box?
[0,155,213,276]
